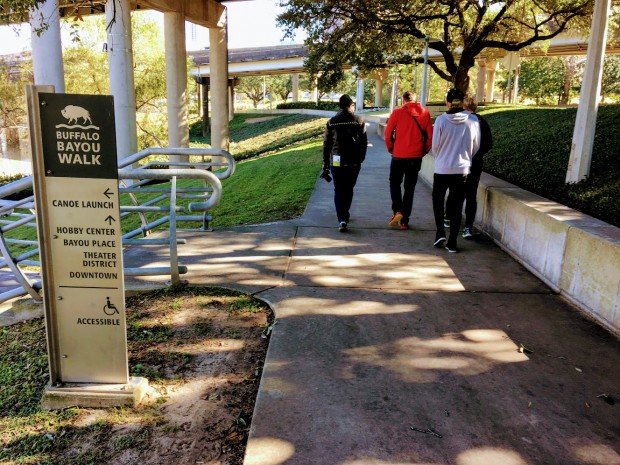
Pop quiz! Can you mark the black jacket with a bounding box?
[323,109,368,168]
[475,113,493,157]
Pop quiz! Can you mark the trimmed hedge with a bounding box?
[276,101,340,111]
[480,105,620,227]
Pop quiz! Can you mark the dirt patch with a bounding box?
[244,116,278,124]
[0,287,273,465]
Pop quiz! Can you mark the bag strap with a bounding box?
[409,114,428,145]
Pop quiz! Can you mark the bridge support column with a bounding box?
[209,10,229,151]
[164,11,189,156]
[312,77,319,104]
[485,60,497,102]
[476,59,487,103]
[291,73,299,102]
[356,78,365,112]
[373,69,388,108]
[30,0,64,92]
[228,79,235,122]
[566,0,611,183]
[512,65,520,103]
[389,71,398,113]
[106,0,138,161]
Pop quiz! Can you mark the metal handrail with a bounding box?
[0,146,235,303]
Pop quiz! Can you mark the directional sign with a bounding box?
[31,91,128,384]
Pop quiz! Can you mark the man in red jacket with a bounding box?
[384,91,433,230]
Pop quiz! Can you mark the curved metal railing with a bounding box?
[0,147,235,303]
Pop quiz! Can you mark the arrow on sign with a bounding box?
[103,188,113,199]
[105,216,116,225]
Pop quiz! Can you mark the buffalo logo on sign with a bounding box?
[39,93,118,180]
[60,105,95,127]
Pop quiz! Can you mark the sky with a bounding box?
[0,0,305,55]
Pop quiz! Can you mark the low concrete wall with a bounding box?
[419,155,620,335]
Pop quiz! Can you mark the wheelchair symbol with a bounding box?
[103,297,119,316]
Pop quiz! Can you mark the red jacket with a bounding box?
[384,102,433,158]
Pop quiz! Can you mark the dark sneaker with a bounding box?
[445,245,458,253]
[339,221,348,232]
[388,212,403,228]
[443,218,450,228]
[462,227,473,239]
[400,223,410,230]
[434,233,446,247]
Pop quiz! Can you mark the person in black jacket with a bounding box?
[322,94,368,232]
[461,96,493,238]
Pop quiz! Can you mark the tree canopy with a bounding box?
[278,0,593,93]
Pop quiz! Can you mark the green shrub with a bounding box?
[480,105,620,226]
[276,101,340,111]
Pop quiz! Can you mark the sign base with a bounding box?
[41,377,149,410]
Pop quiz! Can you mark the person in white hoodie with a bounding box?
[431,88,480,252]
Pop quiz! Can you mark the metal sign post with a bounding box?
[26,86,147,409]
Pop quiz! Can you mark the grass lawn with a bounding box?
[189,113,326,161]
[208,139,323,227]
[479,104,620,227]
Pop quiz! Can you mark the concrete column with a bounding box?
[389,72,399,113]
[312,77,319,104]
[375,79,383,107]
[164,11,189,152]
[512,66,520,103]
[476,60,487,102]
[486,60,497,102]
[356,78,365,111]
[566,0,611,183]
[209,10,229,151]
[420,39,429,106]
[228,80,234,122]
[29,0,65,92]
[106,0,138,160]
[291,73,299,102]
[201,80,209,137]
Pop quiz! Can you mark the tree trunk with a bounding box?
[453,65,472,94]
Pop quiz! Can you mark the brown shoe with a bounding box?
[388,212,403,228]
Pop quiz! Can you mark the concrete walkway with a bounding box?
[131,128,619,465]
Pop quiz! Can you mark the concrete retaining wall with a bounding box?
[418,155,620,335]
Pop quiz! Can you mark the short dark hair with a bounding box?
[402,91,416,102]
[446,88,465,104]
[339,94,354,109]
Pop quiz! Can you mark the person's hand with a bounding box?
[320,166,332,183]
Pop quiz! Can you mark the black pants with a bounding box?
[332,165,361,223]
[464,157,483,229]
[389,157,423,225]
[433,173,467,247]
